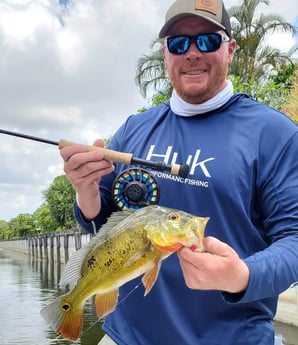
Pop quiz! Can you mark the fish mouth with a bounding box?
[192,216,209,234]
[150,217,209,253]
[184,216,209,251]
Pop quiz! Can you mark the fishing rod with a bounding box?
[0,128,189,178]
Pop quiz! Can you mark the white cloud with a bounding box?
[0,0,296,221]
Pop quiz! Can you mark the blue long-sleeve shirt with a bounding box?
[75,94,298,345]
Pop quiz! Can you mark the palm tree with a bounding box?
[135,0,296,98]
[135,39,171,98]
[229,0,296,83]
[43,175,76,229]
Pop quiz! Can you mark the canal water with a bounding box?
[0,248,104,345]
[0,247,297,345]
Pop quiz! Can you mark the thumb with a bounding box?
[203,236,236,257]
[93,138,105,148]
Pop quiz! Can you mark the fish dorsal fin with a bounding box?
[59,209,136,289]
[94,289,119,318]
[95,209,136,238]
[59,245,90,289]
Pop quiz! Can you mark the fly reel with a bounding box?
[112,167,160,210]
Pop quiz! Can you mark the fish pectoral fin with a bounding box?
[95,289,119,318]
[142,259,161,296]
[124,241,152,267]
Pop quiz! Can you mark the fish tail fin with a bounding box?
[40,294,83,341]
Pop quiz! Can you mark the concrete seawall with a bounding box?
[0,234,297,327]
[276,286,298,327]
[0,232,93,264]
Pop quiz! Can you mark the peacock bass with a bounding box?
[41,205,209,340]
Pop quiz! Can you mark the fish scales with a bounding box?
[81,221,165,290]
[41,205,209,341]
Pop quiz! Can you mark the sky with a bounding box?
[0,0,297,221]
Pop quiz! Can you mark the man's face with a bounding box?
[162,16,236,104]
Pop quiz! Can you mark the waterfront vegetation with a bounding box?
[0,175,76,239]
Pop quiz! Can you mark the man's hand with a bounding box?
[178,236,249,293]
[60,139,114,220]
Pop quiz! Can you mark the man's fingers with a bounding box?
[202,236,236,257]
[61,138,105,163]
[92,138,105,147]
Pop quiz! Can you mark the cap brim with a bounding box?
[159,13,226,38]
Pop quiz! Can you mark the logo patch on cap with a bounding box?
[195,0,218,15]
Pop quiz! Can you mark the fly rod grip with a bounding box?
[58,139,133,165]
[59,139,189,178]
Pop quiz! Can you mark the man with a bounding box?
[60,0,298,344]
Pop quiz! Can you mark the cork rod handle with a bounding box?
[58,139,133,165]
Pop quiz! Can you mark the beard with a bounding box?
[168,63,229,104]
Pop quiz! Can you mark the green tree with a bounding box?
[9,213,35,238]
[138,94,171,113]
[43,175,76,230]
[230,75,290,110]
[271,62,297,88]
[229,0,296,83]
[33,204,60,234]
[0,220,10,240]
[135,39,171,98]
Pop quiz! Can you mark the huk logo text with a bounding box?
[145,145,215,178]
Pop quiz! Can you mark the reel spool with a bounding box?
[112,167,160,210]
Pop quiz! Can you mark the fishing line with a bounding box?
[36,334,74,345]
[79,281,143,341]
[33,281,143,345]
[117,280,143,306]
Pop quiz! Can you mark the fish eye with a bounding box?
[167,212,179,221]
[62,303,71,312]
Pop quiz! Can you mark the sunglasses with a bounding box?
[167,33,230,55]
